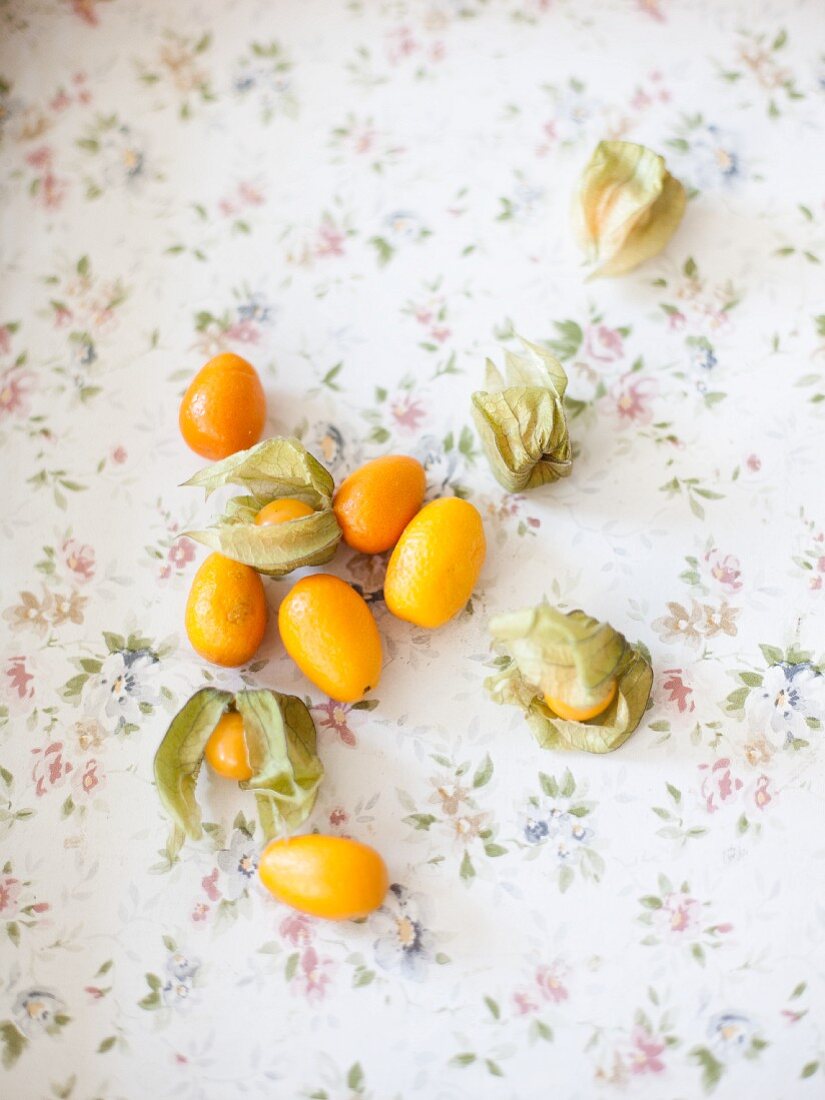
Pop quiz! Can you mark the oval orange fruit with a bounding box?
[384,497,486,628]
[255,498,315,526]
[185,552,267,667]
[179,352,266,461]
[545,678,617,722]
[278,574,382,702]
[333,455,426,554]
[258,834,389,920]
[204,711,253,780]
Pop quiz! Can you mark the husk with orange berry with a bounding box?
[485,603,653,754]
[183,437,343,577]
[154,687,324,858]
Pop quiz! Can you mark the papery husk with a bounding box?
[575,141,686,278]
[183,437,342,576]
[471,339,572,492]
[153,687,324,858]
[486,604,653,753]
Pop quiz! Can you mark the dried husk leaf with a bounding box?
[153,686,233,854]
[575,140,686,278]
[471,339,572,492]
[183,437,342,576]
[234,689,324,836]
[183,436,334,505]
[485,604,653,754]
[153,687,324,854]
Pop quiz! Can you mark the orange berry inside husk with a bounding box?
[204,711,253,781]
[254,499,315,526]
[544,678,618,723]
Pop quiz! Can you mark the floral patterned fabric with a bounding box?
[1,1,824,1097]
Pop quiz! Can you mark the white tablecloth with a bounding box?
[2,1,824,1097]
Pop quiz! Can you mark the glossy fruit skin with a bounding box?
[179,352,266,461]
[384,497,486,629]
[258,834,389,920]
[278,574,382,702]
[204,711,252,780]
[254,498,315,526]
[185,552,267,667]
[545,678,617,722]
[333,455,426,554]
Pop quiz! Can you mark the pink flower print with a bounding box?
[536,963,569,1004]
[746,453,761,472]
[225,319,259,344]
[5,655,35,704]
[0,325,12,355]
[628,1028,666,1074]
[537,119,559,155]
[659,892,701,936]
[70,0,103,26]
[390,394,426,432]
[752,775,774,812]
[513,990,539,1015]
[201,868,220,902]
[430,325,451,344]
[50,90,72,112]
[191,903,209,923]
[40,173,69,210]
[32,742,73,796]
[238,182,264,207]
[0,369,32,418]
[313,699,357,747]
[63,538,96,582]
[0,876,22,918]
[294,946,333,1004]
[168,537,196,571]
[387,26,418,64]
[353,126,376,155]
[584,324,624,363]
[667,309,687,331]
[615,376,655,425]
[72,759,105,797]
[53,304,73,328]
[699,757,743,813]
[329,807,348,827]
[218,198,237,218]
[315,219,346,258]
[662,668,694,713]
[782,1008,805,1024]
[705,549,742,592]
[280,912,314,947]
[110,445,127,464]
[25,146,53,171]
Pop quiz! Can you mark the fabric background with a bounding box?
[1,1,824,1097]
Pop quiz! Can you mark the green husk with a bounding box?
[153,687,324,857]
[471,339,572,492]
[183,437,342,576]
[485,603,653,754]
[234,689,324,831]
[575,141,686,278]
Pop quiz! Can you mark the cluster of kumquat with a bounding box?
[177,352,486,920]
